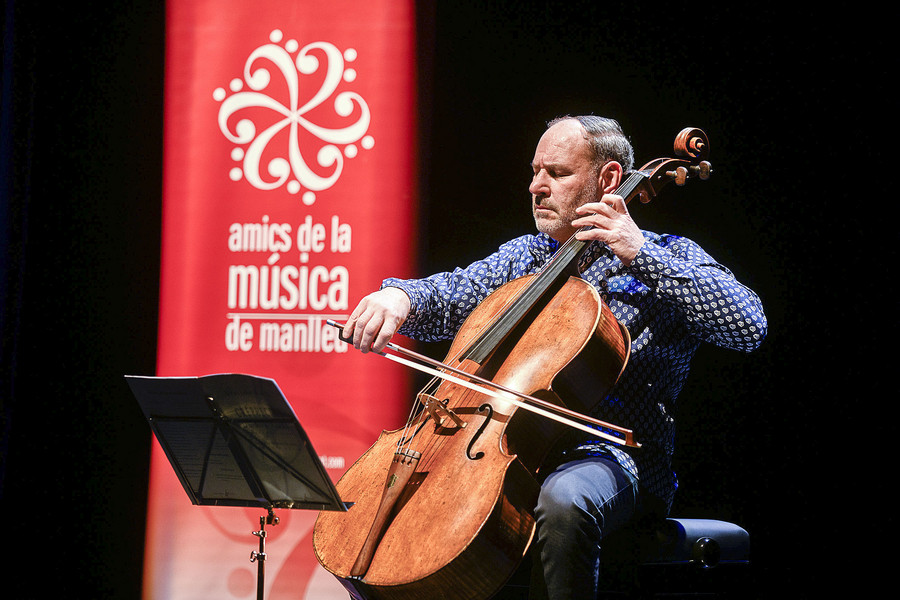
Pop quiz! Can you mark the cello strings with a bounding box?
[397,371,442,456]
[444,170,648,368]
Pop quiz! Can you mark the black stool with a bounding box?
[496,518,751,599]
[599,518,752,599]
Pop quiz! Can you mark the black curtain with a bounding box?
[1,1,890,597]
[1,2,164,597]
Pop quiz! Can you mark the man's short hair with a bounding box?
[548,115,635,173]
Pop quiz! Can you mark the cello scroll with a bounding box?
[634,127,712,203]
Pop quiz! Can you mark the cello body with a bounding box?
[313,275,630,599]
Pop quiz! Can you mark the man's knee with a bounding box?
[535,479,593,532]
[535,457,638,536]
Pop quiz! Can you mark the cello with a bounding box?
[313,127,713,599]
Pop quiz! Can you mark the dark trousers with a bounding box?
[529,456,649,600]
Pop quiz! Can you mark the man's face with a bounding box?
[529,119,600,244]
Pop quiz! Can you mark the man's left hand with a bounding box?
[571,194,644,265]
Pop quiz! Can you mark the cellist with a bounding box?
[341,115,767,599]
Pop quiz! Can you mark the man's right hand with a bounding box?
[342,287,411,354]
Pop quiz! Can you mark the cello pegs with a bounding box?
[688,161,712,180]
[670,161,713,183]
[666,166,689,186]
[698,161,712,180]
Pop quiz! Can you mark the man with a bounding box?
[342,115,767,599]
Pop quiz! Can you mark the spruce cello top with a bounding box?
[313,128,713,600]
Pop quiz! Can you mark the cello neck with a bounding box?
[462,170,648,365]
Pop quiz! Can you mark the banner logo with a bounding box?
[214,29,373,205]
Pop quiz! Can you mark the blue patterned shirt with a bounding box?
[382,232,767,511]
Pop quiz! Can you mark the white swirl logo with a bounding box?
[214,30,373,205]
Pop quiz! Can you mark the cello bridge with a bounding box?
[417,393,466,429]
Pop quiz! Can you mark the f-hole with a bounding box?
[466,403,494,460]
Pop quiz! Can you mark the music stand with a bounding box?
[125,373,350,600]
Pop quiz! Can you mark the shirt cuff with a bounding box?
[627,240,686,287]
[380,278,422,318]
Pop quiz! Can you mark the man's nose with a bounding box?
[529,171,548,197]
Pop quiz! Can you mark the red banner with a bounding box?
[149,2,418,597]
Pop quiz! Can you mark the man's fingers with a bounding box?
[342,288,411,353]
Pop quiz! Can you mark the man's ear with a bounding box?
[598,161,623,194]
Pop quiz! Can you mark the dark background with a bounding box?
[1,1,890,598]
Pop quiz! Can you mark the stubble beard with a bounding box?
[532,175,600,241]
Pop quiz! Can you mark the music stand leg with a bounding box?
[250,508,279,600]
